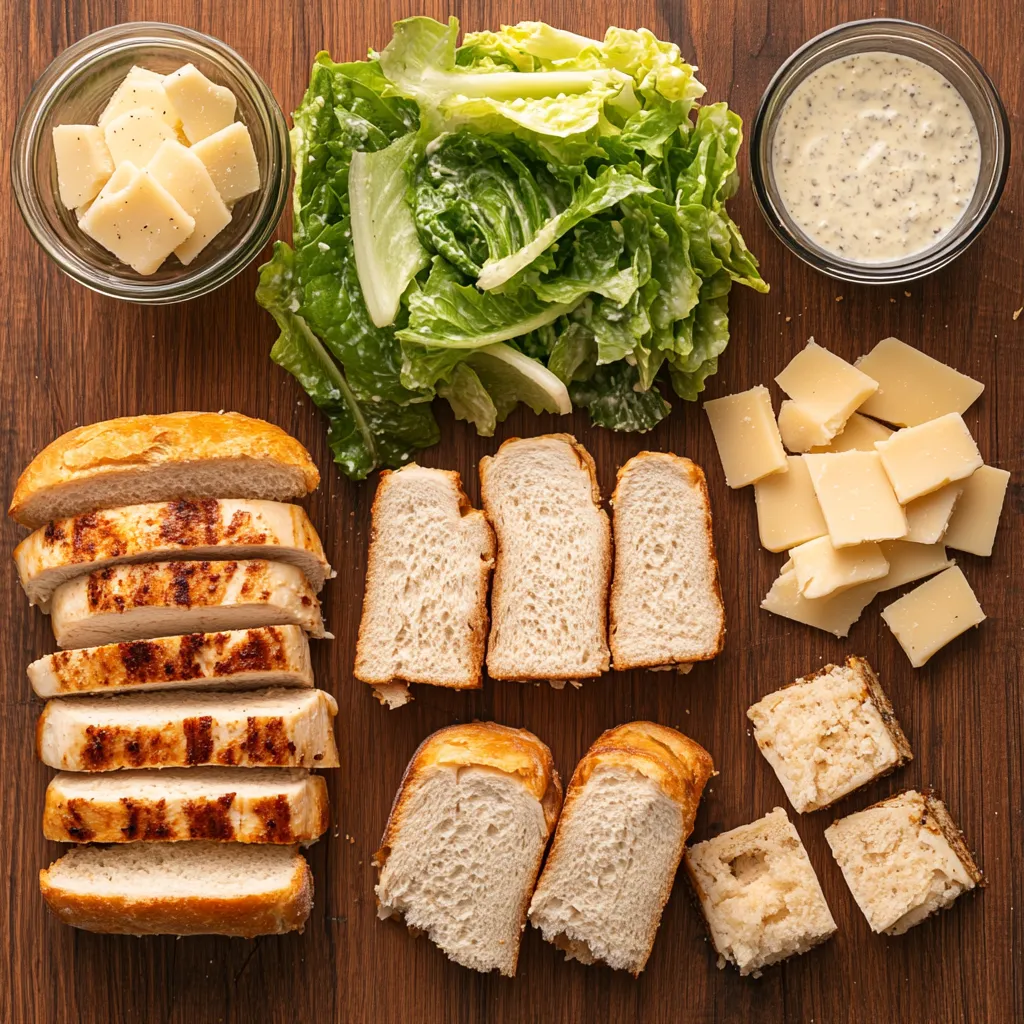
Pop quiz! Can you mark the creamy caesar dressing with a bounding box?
[772,52,981,263]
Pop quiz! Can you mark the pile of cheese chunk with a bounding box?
[705,337,1010,667]
[52,64,261,275]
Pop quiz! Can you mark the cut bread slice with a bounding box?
[39,840,312,936]
[375,722,562,976]
[29,625,313,697]
[610,453,725,670]
[37,687,339,771]
[15,498,332,609]
[43,767,329,844]
[49,560,326,649]
[354,465,494,692]
[480,434,611,683]
[684,807,837,975]
[10,411,320,529]
[528,722,714,975]
[747,656,912,813]
[825,789,983,935]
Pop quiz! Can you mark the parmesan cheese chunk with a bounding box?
[880,566,985,667]
[78,162,196,276]
[942,464,1011,557]
[189,122,260,203]
[788,536,889,599]
[804,452,907,548]
[52,125,114,209]
[146,140,231,264]
[98,66,180,131]
[875,413,983,504]
[808,412,893,453]
[163,64,237,143]
[704,386,788,488]
[775,340,878,449]
[903,482,962,545]
[761,567,876,637]
[856,337,984,426]
[103,107,177,168]
[754,456,828,552]
[876,541,953,591]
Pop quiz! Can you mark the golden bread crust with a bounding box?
[38,852,313,936]
[609,452,725,669]
[11,412,320,528]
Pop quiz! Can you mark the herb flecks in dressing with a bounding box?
[772,52,981,263]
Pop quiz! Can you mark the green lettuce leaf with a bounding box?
[570,362,671,431]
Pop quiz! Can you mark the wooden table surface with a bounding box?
[2,1,1021,1021]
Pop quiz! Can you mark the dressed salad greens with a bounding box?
[256,17,767,479]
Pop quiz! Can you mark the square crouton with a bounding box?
[824,790,983,935]
[747,656,913,813]
[684,807,836,976]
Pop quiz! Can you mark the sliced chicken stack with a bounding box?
[12,412,337,937]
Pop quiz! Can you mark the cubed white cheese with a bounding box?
[754,455,828,553]
[943,464,1011,557]
[78,162,196,275]
[903,482,962,545]
[804,451,907,548]
[104,108,177,168]
[875,413,983,504]
[98,66,180,131]
[163,64,237,143]
[189,122,260,203]
[761,567,876,638]
[808,412,893,454]
[704,385,788,488]
[52,124,114,209]
[145,140,231,264]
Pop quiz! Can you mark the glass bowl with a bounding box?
[11,22,290,304]
[749,19,1010,285]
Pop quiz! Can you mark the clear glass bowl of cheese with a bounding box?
[750,19,1010,284]
[11,22,290,303]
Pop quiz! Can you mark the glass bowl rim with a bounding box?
[10,20,291,304]
[748,17,1011,285]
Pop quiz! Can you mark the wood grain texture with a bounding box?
[1,0,1021,1021]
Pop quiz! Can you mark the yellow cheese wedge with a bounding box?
[78,162,196,275]
[809,412,893,454]
[789,536,889,599]
[881,566,985,667]
[163,64,237,143]
[189,122,260,204]
[875,413,983,504]
[98,66,180,131]
[761,567,876,637]
[146,140,231,264]
[777,400,833,452]
[52,125,114,209]
[103,107,177,168]
[943,465,1011,557]
[754,455,828,552]
[774,339,878,448]
[804,451,907,548]
[876,541,953,592]
[855,337,984,427]
[704,385,788,488]
[903,483,962,545]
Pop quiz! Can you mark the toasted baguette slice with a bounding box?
[375,722,562,976]
[37,687,339,771]
[480,435,610,682]
[10,412,320,529]
[528,722,714,975]
[355,465,494,692]
[50,560,326,649]
[29,626,313,697]
[610,453,725,670]
[43,767,329,844]
[15,498,332,609]
[39,841,312,936]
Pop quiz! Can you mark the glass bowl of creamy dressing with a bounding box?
[751,19,1009,284]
